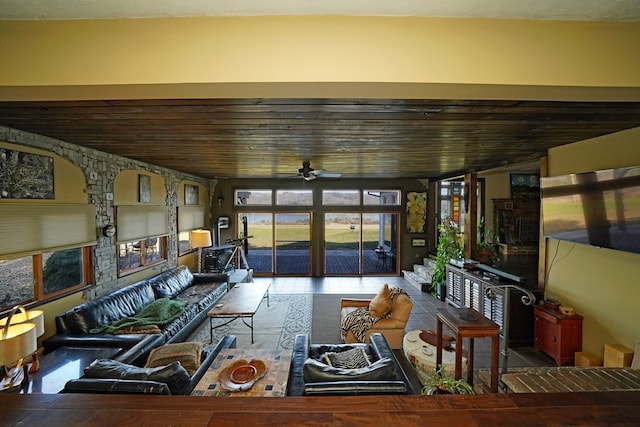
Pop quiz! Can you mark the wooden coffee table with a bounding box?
[207,282,270,344]
[191,348,291,397]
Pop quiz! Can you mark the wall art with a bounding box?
[0,148,54,199]
[138,174,151,203]
[185,184,199,205]
[510,173,540,199]
[406,191,427,233]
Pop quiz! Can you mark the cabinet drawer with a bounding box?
[534,306,560,324]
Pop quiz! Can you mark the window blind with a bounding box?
[0,203,97,259]
[117,205,169,242]
[177,206,206,232]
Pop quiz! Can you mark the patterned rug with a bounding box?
[187,293,312,350]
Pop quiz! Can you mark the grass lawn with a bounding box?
[246,223,388,250]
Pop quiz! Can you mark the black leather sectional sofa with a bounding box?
[43,265,228,365]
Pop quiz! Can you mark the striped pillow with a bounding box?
[145,342,202,376]
[324,347,371,369]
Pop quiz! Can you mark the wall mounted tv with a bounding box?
[541,165,640,255]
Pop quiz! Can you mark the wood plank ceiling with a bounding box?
[1,98,639,180]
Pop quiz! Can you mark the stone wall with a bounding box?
[0,125,210,298]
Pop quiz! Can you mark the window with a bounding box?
[363,190,401,206]
[0,247,92,310]
[177,206,206,255]
[235,190,272,206]
[322,190,360,205]
[276,190,313,206]
[118,236,167,275]
[178,231,191,254]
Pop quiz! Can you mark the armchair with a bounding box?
[287,333,414,396]
[340,287,413,349]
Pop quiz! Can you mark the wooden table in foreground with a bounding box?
[436,306,500,393]
[3,391,640,426]
[191,348,292,397]
[207,282,270,344]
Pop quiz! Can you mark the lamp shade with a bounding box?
[0,323,37,366]
[190,229,212,248]
[0,308,44,337]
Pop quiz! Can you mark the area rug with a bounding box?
[311,293,375,344]
[188,293,312,350]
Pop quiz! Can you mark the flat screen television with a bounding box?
[540,165,640,255]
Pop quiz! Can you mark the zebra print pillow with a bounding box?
[324,347,371,369]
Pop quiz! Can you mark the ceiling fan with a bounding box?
[296,161,341,181]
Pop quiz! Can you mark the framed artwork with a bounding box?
[0,148,54,199]
[510,173,540,199]
[411,238,426,247]
[185,184,199,205]
[406,191,427,233]
[138,174,151,203]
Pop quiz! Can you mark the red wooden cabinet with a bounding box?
[533,304,583,366]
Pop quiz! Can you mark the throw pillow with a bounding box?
[145,342,202,376]
[324,347,371,369]
[369,284,392,318]
[84,358,190,395]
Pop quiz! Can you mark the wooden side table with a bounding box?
[436,307,500,393]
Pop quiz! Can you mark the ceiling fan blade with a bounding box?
[316,172,342,178]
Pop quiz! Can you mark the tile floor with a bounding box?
[260,274,556,373]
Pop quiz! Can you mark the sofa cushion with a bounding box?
[84,358,190,395]
[145,342,202,376]
[303,357,395,383]
[369,284,392,318]
[324,347,371,369]
[149,265,194,299]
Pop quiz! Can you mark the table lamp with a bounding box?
[0,306,44,373]
[190,229,213,272]
[0,306,39,388]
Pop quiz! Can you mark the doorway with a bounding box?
[324,212,397,275]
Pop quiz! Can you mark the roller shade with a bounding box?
[117,205,169,242]
[178,206,206,232]
[0,203,97,258]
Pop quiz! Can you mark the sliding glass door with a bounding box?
[240,213,273,274]
[324,212,397,275]
[238,212,311,275]
[324,213,361,275]
[274,213,311,275]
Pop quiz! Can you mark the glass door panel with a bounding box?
[274,213,311,275]
[362,213,397,273]
[239,213,273,274]
[324,213,360,274]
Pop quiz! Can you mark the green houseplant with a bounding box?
[421,366,475,395]
[477,227,500,265]
[430,217,463,300]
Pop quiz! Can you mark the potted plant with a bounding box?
[430,217,464,300]
[421,366,476,395]
[477,227,500,265]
